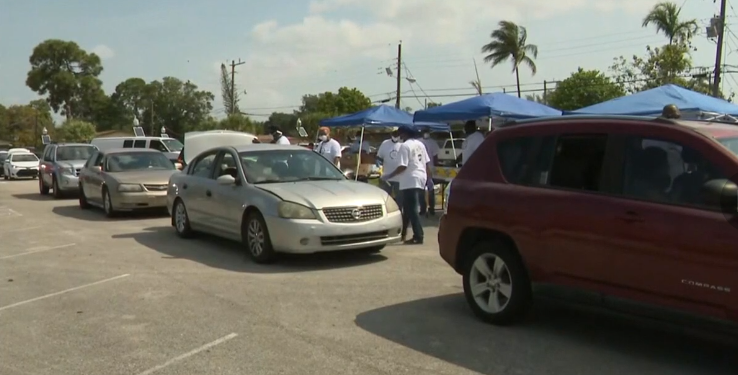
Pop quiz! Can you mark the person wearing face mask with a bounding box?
[376,128,404,207]
[461,120,484,165]
[418,127,440,216]
[315,127,342,167]
[268,125,291,145]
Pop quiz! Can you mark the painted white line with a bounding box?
[0,225,42,235]
[136,333,238,375]
[0,274,130,312]
[0,208,21,217]
[0,243,76,260]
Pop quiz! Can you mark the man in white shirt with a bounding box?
[461,120,485,165]
[268,125,292,145]
[314,127,342,167]
[376,128,403,207]
[419,128,440,216]
[381,125,430,245]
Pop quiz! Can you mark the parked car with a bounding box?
[39,143,98,198]
[77,148,178,216]
[175,130,258,170]
[0,152,7,177]
[438,138,464,166]
[168,137,402,264]
[439,115,738,327]
[3,152,39,180]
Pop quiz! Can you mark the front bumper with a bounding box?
[57,174,80,191]
[264,211,403,253]
[8,167,38,178]
[113,191,168,211]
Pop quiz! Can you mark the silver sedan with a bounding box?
[167,144,402,263]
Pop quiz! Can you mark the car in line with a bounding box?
[90,136,184,168]
[77,148,178,217]
[439,115,738,327]
[2,151,40,180]
[167,133,402,264]
[39,143,98,198]
[174,130,258,170]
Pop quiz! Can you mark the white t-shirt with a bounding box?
[397,139,430,190]
[315,138,342,166]
[377,139,402,182]
[274,135,291,145]
[462,131,485,164]
[420,137,440,159]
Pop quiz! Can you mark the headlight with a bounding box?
[59,167,75,175]
[118,183,144,192]
[385,194,399,213]
[443,180,453,214]
[278,201,316,219]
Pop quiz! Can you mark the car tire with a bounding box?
[39,176,49,195]
[52,176,64,199]
[172,199,194,238]
[78,184,91,209]
[102,188,116,217]
[242,211,276,264]
[462,240,532,326]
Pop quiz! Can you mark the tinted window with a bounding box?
[10,154,39,162]
[0,154,7,163]
[548,134,607,191]
[162,139,183,152]
[43,146,54,161]
[190,153,217,178]
[149,140,168,152]
[123,140,134,148]
[105,152,175,172]
[497,136,555,185]
[56,146,95,161]
[239,149,345,184]
[622,137,726,209]
[133,140,146,148]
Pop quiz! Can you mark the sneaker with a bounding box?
[404,238,423,245]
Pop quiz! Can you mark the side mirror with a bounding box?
[701,179,738,213]
[217,174,236,185]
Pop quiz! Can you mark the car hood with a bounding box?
[10,161,39,167]
[109,169,177,184]
[57,160,87,169]
[255,180,388,209]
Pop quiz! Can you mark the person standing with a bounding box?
[419,127,439,216]
[381,125,430,245]
[461,120,485,165]
[315,127,342,167]
[348,130,372,154]
[268,125,291,145]
[376,128,403,208]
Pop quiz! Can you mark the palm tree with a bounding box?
[469,80,483,95]
[642,2,698,44]
[481,21,538,97]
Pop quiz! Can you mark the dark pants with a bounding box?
[381,181,403,209]
[419,179,435,214]
[401,188,424,241]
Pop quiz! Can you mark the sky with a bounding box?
[0,0,735,121]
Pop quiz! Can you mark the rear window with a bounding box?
[10,154,39,162]
[496,136,555,185]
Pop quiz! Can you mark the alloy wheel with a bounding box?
[469,253,513,314]
[247,219,265,256]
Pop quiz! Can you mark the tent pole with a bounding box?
[449,131,457,164]
[356,126,364,181]
[488,117,492,132]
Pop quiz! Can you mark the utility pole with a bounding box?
[395,42,402,108]
[713,0,727,97]
[231,59,245,114]
[150,101,154,135]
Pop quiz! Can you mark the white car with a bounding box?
[3,152,40,180]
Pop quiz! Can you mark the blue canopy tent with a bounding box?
[566,84,738,118]
[413,92,562,124]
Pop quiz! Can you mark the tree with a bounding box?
[26,39,104,120]
[642,2,698,45]
[403,106,413,113]
[110,78,152,126]
[481,21,538,98]
[1,102,55,147]
[426,102,442,108]
[145,77,215,136]
[524,93,549,105]
[220,63,240,115]
[219,114,258,133]
[298,87,371,116]
[57,119,96,143]
[547,68,625,110]
[264,112,298,134]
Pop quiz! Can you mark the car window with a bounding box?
[162,139,183,152]
[548,134,608,192]
[123,140,134,148]
[238,149,345,184]
[497,136,555,185]
[10,154,39,162]
[190,153,217,179]
[621,137,726,210]
[214,152,239,179]
[85,151,99,168]
[56,146,95,161]
[105,152,175,172]
[443,139,464,149]
[43,146,54,161]
[149,139,168,152]
[133,140,146,148]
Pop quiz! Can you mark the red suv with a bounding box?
[438,116,738,326]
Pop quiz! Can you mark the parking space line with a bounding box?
[0,225,42,235]
[0,274,130,312]
[136,333,238,375]
[0,243,76,260]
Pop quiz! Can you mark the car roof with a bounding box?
[232,144,308,152]
[102,148,161,154]
[52,143,95,147]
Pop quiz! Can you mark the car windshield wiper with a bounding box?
[254,178,284,184]
[300,177,343,181]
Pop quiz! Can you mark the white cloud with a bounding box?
[91,44,115,60]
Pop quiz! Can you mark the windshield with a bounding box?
[56,146,95,161]
[11,154,38,162]
[238,149,346,184]
[105,152,175,172]
[718,137,738,156]
[162,139,183,152]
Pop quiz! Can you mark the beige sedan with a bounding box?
[78,148,177,217]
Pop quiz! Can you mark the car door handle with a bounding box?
[205,190,211,197]
[618,211,644,223]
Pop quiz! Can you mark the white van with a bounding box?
[90,136,183,162]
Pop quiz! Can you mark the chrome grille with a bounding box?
[143,184,168,191]
[323,204,383,223]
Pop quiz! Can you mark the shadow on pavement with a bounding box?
[112,226,388,274]
[11,193,58,201]
[52,205,168,221]
[355,294,738,375]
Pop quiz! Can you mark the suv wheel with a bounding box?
[52,176,64,199]
[39,176,49,195]
[242,212,276,264]
[462,240,532,325]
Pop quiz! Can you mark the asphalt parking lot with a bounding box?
[0,178,736,375]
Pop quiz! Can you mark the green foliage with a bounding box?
[218,114,258,133]
[482,20,538,96]
[547,68,625,110]
[57,119,96,143]
[426,102,442,108]
[642,2,698,45]
[298,87,371,116]
[0,102,55,147]
[220,63,240,115]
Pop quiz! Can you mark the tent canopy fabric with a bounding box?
[567,84,738,116]
[319,105,449,131]
[413,92,562,123]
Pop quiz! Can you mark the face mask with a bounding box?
[423,133,430,139]
[318,135,327,141]
[391,136,399,142]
